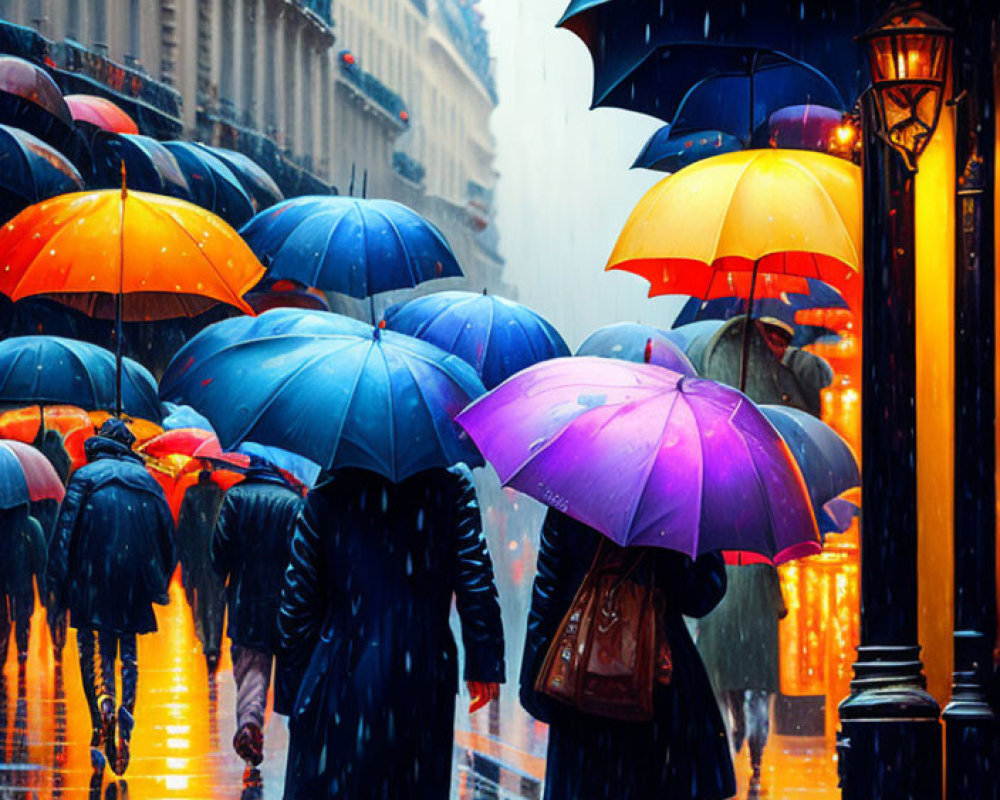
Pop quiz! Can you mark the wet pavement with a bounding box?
[1,582,840,800]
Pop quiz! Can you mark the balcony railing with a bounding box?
[338,53,410,128]
[437,0,497,102]
[293,0,334,28]
[394,151,426,185]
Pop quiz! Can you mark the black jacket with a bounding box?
[277,466,505,800]
[211,467,303,653]
[46,436,176,634]
[521,511,735,800]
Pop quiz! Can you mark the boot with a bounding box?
[233,722,264,767]
[89,727,106,771]
[99,696,117,775]
[116,707,134,775]
[241,766,264,800]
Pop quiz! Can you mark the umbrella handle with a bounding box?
[738,259,761,394]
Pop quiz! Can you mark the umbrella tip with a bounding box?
[644,338,653,364]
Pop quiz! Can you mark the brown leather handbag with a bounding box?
[535,541,672,722]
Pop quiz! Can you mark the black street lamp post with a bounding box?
[943,2,999,797]
[838,5,952,799]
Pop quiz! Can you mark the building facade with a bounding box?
[0,0,509,297]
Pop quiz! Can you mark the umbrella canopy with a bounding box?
[163,141,255,228]
[557,0,876,112]
[138,426,250,467]
[0,124,84,221]
[0,403,96,466]
[672,278,850,328]
[607,149,862,307]
[0,438,65,503]
[600,46,843,142]
[769,104,846,153]
[383,291,570,389]
[193,144,283,212]
[0,336,161,421]
[759,404,859,535]
[633,128,742,173]
[87,410,163,444]
[160,329,486,483]
[64,94,139,135]
[0,442,30,509]
[0,189,264,321]
[160,308,370,396]
[0,55,72,147]
[88,132,192,200]
[240,196,463,298]
[576,322,696,376]
[245,279,331,314]
[457,357,819,562]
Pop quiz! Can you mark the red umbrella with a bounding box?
[0,438,65,502]
[138,427,250,469]
[64,94,139,135]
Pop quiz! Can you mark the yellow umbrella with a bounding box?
[607,149,862,307]
[607,149,862,389]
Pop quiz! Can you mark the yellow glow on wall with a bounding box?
[914,95,956,708]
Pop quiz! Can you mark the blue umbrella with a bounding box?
[162,141,255,228]
[192,144,284,212]
[0,125,84,222]
[0,335,161,421]
[88,132,192,199]
[161,308,371,397]
[599,45,843,142]
[664,320,726,373]
[557,0,875,111]
[240,196,463,298]
[760,404,859,536]
[576,322,696,377]
[160,329,486,482]
[632,127,742,172]
[383,291,570,390]
[0,443,30,509]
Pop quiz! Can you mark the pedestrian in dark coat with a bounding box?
[697,562,787,794]
[176,470,227,676]
[46,418,176,776]
[211,462,303,769]
[520,510,735,800]
[0,504,45,669]
[278,466,506,800]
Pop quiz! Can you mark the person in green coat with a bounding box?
[697,560,787,795]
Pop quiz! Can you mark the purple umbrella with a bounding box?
[457,357,819,563]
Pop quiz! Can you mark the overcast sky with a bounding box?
[477,0,686,348]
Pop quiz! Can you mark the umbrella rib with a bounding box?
[706,150,764,272]
[781,158,860,271]
[324,338,373,472]
[479,298,497,378]
[310,207,352,289]
[371,205,421,288]
[620,389,683,545]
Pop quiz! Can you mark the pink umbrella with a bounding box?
[0,438,64,502]
[457,357,820,563]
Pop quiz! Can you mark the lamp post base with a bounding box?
[838,646,941,800]
[943,632,999,800]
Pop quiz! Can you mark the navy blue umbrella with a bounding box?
[161,308,371,398]
[599,45,843,142]
[672,279,849,327]
[760,404,859,536]
[0,125,84,222]
[383,291,570,390]
[0,335,161,421]
[576,322,696,376]
[88,132,191,199]
[160,329,486,483]
[633,127,742,172]
[0,442,30,509]
[240,196,463,299]
[162,141,255,228]
[557,0,877,110]
[192,144,284,212]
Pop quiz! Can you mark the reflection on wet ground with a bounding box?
[2,583,838,800]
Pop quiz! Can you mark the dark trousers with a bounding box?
[77,629,138,731]
[0,593,32,664]
[725,689,771,766]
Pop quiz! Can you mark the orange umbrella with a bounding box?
[0,404,95,468]
[88,410,163,445]
[64,94,139,134]
[0,185,265,412]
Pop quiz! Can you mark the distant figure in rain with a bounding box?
[0,503,45,671]
[211,459,302,776]
[701,315,834,417]
[46,418,176,776]
[519,510,736,800]
[278,466,506,800]
[176,470,227,677]
[33,424,73,485]
[697,557,788,797]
